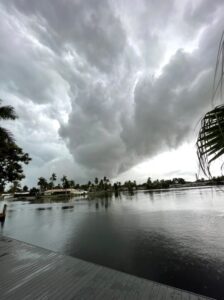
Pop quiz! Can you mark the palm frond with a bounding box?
[0,100,17,120]
[196,32,224,176]
[0,126,15,145]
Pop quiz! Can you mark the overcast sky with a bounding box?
[1,0,224,186]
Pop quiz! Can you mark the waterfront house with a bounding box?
[44,188,87,196]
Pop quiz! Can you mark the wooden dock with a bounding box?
[0,235,214,299]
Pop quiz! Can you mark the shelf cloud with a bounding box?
[0,0,224,184]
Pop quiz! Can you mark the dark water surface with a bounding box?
[1,186,224,299]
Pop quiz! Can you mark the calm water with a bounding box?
[1,186,224,299]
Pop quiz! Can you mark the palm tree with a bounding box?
[99,179,104,189]
[37,177,48,192]
[50,173,57,188]
[0,100,17,144]
[94,177,98,185]
[61,175,69,189]
[197,33,224,176]
[69,180,75,188]
[197,105,224,176]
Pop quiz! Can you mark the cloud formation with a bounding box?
[0,0,224,184]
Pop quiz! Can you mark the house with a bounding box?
[44,188,87,196]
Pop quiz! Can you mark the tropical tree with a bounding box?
[55,183,62,189]
[197,105,224,176]
[0,100,17,144]
[0,101,31,192]
[23,185,28,192]
[113,182,120,195]
[37,177,48,192]
[69,180,75,188]
[8,181,21,193]
[29,187,38,196]
[197,33,224,176]
[12,181,21,193]
[147,177,153,189]
[50,173,57,188]
[61,175,69,189]
[0,142,31,192]
[99,179,104,189]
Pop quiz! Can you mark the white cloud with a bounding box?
[115,143,198,183]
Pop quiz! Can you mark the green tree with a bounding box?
[50,173,57,188]
[29,187,38,196]
[99,179,104,189]
[0,100,17,144]
[55,183,62,189]
[124,180,134,193]
[61,175,69,189]
[0,143,31,192]
[37,177,48,192]
[102,176,110,190]
[147,177,152,184]
[0,101,31,192]
[69,180,75,188]
[146,177,153,189]
[23,185,28,192]
[8,180,21,193]
[94,177,98,185]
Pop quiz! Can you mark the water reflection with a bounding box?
[1,187,224,299]
[148,191,154,202]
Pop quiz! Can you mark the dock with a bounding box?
[0,235,214,299]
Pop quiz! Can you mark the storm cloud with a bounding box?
[0,0,224,184]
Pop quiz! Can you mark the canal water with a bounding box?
[1,186,224,299]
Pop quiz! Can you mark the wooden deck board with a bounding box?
[0,236,214,300]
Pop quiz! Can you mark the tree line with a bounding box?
[7,174,189,195]
[36,175,113,193]
[7,172,224,196]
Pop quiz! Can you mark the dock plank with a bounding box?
[0,236,214,300]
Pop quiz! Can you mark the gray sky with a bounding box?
[1,0,224,186]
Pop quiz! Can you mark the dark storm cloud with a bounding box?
[0,0,224,182]
[120,15,224,163]
[0,5,66,105]
[4,0,126,72]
